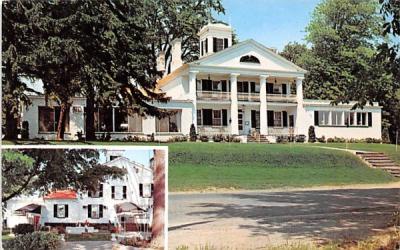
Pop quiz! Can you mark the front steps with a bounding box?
[247,134,269,143]
[356,152,400,178]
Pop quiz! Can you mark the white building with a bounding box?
[5,150,154,234]
[20,23,382,142]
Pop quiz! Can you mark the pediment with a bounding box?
[192,39,306,73]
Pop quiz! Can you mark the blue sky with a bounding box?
[214,0,321,51]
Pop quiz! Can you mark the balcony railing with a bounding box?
[267,94,297,103]
[237,92,260,102]
[197,91,230,101]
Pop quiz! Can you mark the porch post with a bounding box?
[189,71,199,129]
[295,76,305,135]
[259,74,268,135]
[230,73,240,135]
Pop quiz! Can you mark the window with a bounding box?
[357,112,367,126]
[54,204,68,218]
[345,112,355,126]
[139,183,152,198]
[88,204,103,219]
[88,184,103,198]
[237,81,249,93]
[156,111,181,133]
[197,110,202,125]
[318,111,330,126]
[331,111,342,126]
[111,185,127,200]
[215,38,224,52]
[212,81,221,91]
[128,113,142,132]
[39,107,70,132]
[240,55,260,64]
[273,112,282,127]
[212,110,222,126]
[115,108,128,132]
[273,85,281,94]
[95,108,113,132]
[238,110,244,130]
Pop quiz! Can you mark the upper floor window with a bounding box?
[111,185,127,200]
[213,38,228,52]
[240,55,260,64]
[139,183,153,198]
[54,204,68,218]
[88,184,103,198]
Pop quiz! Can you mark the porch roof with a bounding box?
[16,203,42,214]
[114,202,146,214]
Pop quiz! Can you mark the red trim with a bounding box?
[44,190,77,200]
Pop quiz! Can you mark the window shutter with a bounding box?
[213,37,217,52]
[222,110,228,126]
[224,38,228,49]
[314,111,319,126]
[139,184,143,197]
[283,111,288,127]
[243,82,249,93]
[251,110,256,128]
[88,191,92,198]
[251,82,255,93]
[99,184,103,197]
[368,112,372,127]
[221,80,227,92]
[99,205,103,218]
[267,111,274,126]
[267,83,274,94]
[65,205,69,218]
[54,205,58,218]
[205,38,208,53]
[201,41,204,56]
[151,184,154,196]
[88,205,92,218]
[111,186,115,199]
[123,186,127,199]
[282,84,287,95]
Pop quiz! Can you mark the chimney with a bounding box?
[171,38,183,72]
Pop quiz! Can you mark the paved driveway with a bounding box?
[169,186,400,249]
[62,241,138,250]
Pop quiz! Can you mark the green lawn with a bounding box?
[168,143,397,191]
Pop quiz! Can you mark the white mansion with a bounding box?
[5,150,154,236]
[21,23,382,141]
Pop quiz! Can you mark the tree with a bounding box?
[279,42,310,68]
[189,123,197,141]
[2,149,125,202]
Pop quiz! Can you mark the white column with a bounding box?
[295,76,305,135]
[189,71,199,129]
[230,73,240,135]
[287,84,291,96]
[259,75,269,135]
[341,111,345,126]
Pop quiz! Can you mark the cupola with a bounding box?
[198,22,233,58]
[106,150,124,162]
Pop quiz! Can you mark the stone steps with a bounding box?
[356,152,400,178]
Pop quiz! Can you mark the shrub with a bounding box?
[295,134,306,143]
[200,135,209,142]
[224,135,234,142]
[317,135,326,143]
[21,121,29,139]
[189,124,197,142]
[232,137,241,143]
[212,134,224,142]
[4,232,60,250]
[276,136,289,143]
[13,224,34,235]
[308,126,316,143]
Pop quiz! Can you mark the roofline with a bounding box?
[105,156,152,172]
[157,64,189,88]
[303,99,382,109]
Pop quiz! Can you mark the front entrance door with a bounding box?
[238,109,244,134]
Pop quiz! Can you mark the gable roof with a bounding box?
[190,39,307,73]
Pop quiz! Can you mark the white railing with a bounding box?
[267,94,297,103]
[237,93,260,102]
[197,91,230,101]
[268,127,295,135]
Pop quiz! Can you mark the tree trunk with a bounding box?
[85,91,96,141]
[4,108,18,140]
[56,102,70,140]
[152,150,165,243]
[3,61,19,140]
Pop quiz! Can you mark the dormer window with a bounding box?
[240,55,260,64]
[213,38,228,52]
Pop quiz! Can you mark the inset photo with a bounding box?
[2,146,167,250]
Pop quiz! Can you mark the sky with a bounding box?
[214,0,321,51]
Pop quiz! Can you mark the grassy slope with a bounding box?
[307,143,400,164]
[168,143,396,191]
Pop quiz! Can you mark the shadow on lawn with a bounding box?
[185,188,400,242]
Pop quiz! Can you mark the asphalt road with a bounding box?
[168,187,400,249]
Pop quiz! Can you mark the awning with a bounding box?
[16,203,42,214]
[114,202,145,214]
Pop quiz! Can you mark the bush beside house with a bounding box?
[4,232,61,250]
